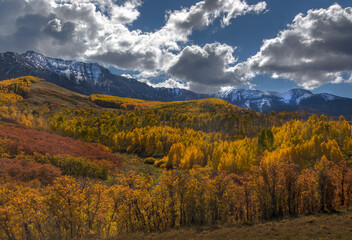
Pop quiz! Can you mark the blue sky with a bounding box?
[1,0,352,96]
[132,0,352,96]
[116,0,352,96]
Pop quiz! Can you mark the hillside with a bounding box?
[1,51,352,116]
[4,76,292,139]
[115,211,352,240]
[0,120,119,163]
[0,76,352,240]
[27,80,95,108]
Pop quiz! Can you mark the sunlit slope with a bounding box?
[0,76,42,104]
[0,76,297,129]
[0,76,93,108]
[88,93,284,138]
[10,76,262,118]
[0,76,306,142]
[90,94,160,110]
[11,76,278,137]
[91,92,249,112]
[1,78,352,240]
[28,78,97,108]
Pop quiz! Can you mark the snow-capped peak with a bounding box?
[21,51,103,84]
[212,88,340,112]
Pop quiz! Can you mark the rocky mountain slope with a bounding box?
[214,88,352,116]
[1,51,351,116]
[0,51,202,101]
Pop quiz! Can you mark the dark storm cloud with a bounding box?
[167,43,251,93]
[91,51,158,71]
[43,19,76,44]
[247,4,352,89]
[0,12,76,54]
[168,44,235,86]
[0,0,25,32]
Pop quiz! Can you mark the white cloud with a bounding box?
[87,0,267,73]
[245,4,352,89]
[145,78,190,90]
[121,73,133,79]
[154,0,267,48]
[0,0,144,58]
[0,0,266,93]
[136,70,162,79]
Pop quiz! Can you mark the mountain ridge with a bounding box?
[1,51,352,116]
[0,51,203,102]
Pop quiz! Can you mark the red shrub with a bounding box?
[0,122,122,165]
[0,158,61,184]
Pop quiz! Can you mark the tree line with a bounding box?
[1,159,351,240]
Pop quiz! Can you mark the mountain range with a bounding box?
[1,51,352,116]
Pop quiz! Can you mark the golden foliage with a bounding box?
[1,76,352,239]
[90,94,159,110]
[0,76,43,105]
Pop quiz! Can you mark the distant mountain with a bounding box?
[215,88,315,112]
[215,88,352,116]
[1,51,352,116]
[0,51,202,101]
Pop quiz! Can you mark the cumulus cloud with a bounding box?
[87,0,266,73]
[246,4,352,89]
[4,1,349,92]
[154,0,266,47]
[0,0,143,58]
[0,0,266,92]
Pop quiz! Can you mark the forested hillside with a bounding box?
[0,77,351,240]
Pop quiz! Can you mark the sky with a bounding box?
[1,0,352,97]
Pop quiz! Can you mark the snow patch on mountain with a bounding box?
[276,92,293,104]
[296,93,313,104]
[2,50,350,116]
[320,93,337,101]
[215,88,319,112]
[22,51,103,84]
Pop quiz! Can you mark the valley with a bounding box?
[0,76,352,239]
[2,1,352,239]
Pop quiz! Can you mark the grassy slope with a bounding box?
[90,92,254,115]
[28,81,254,115]
[114,211,352,240]
[118,153,163,181]
[28,80,96,108]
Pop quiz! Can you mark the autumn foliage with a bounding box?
[0,77,352,239]
[0,158,61,184]
[0,76,43,104]
[90,94,159,110]
[0,122,120,164]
